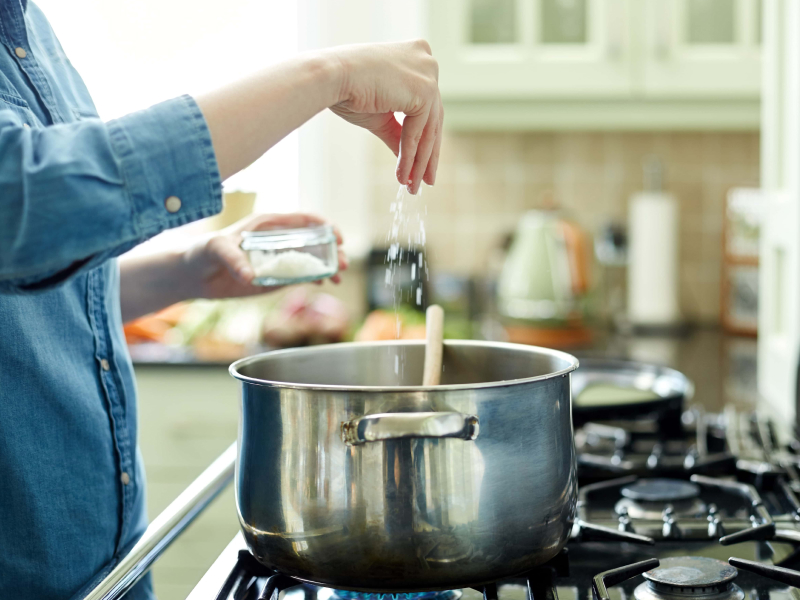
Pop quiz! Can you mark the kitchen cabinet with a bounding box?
[431,0,633,98]
[135,365,240,599]
[429,0,762,130]
[642,0,761,98]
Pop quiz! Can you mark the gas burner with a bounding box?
[622,479,700,502]
[615,478,706,520]
[321,590,462,600]
[634,557,744,600]
[576,413,738,480]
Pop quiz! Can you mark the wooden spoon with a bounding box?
[422,305,444,386]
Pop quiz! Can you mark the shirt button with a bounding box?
[120,472,131,485]
[14,47,26,59]
[165,196,182,213]
[22,123,29,129]
[100,358,111,371]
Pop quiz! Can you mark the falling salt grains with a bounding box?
[384,184,430,382]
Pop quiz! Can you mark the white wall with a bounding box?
[35,0,299,213]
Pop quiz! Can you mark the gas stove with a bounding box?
[185,403,800,600]
[188,534,800,600]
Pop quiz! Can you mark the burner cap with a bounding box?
[635,557,743,600]
[644,557,738,588]
[621,479,700,503]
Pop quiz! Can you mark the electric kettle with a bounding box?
[497,209,590,323]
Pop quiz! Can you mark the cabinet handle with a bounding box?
[607,0,624,60]
[654,0,670,60]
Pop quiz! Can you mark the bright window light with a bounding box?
[36,0,300,247]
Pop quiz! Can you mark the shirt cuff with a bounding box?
[106,95,222,238]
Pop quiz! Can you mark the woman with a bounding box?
[0,1,442,597]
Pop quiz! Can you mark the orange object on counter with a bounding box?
[559,220,592,296]
[123,302,188,344]
[123,318,171,344]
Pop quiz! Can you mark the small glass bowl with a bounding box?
[240,225,338,286]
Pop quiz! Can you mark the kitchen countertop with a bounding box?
[131,326,760,414]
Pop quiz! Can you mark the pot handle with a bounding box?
[341,412,480,446]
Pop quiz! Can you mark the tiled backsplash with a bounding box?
[368,131,760,323]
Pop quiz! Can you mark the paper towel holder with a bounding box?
[625,156,689,335]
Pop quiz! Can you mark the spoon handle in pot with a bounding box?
[423,304,444,386]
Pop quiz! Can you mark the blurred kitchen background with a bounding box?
[36,0,800,598]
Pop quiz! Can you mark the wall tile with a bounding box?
[475,133,521,165]
[523,133,556,166]
[446,134,478,166]
[369,130,759,323]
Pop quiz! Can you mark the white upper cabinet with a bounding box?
[432,0,633,98]
[429,0,762,129]
[641,0,761,97]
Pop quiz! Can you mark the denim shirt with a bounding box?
[0,1,222,598]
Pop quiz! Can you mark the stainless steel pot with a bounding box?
[229,340,579,591]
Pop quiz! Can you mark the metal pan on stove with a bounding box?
[571,358,694,426]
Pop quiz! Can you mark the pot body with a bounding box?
[230,341,578,591]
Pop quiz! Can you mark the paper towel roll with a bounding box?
[628,192,681,326]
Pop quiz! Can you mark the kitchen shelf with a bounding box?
[442,98,760,131]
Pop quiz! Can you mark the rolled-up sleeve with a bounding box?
[0,94,222,292]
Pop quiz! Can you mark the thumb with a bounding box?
[211,237,255,285]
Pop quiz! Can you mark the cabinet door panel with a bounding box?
[432,0,634,98]
[642,0,760,98]
[470,0,518,44]
[686,0,736,44]
[541,0,588,44]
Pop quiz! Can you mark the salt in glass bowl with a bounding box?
[240,225,338,286]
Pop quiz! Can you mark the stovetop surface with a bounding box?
[188,534,800,600]
[185,335,800,600]
[188,408,800,600]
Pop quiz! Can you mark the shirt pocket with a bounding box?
[0,92,39,128]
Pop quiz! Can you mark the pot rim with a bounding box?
[229,339,579,392]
